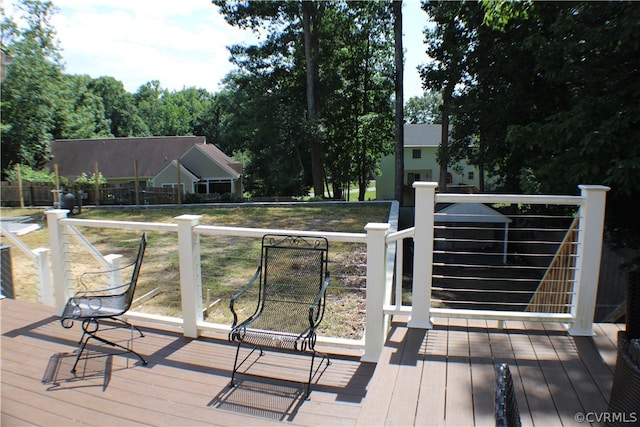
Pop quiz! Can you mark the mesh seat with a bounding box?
[60,233,148,372]
[229,234,330,398]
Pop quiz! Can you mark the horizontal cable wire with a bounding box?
[430,208,579,314]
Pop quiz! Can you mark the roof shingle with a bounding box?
[48,136,206,179]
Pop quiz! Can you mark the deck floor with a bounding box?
[1,298,620,426]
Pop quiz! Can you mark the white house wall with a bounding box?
[377,147,484,200]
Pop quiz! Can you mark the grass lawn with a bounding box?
[1,203,391,340]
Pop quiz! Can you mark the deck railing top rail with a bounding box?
[36,184,610,362]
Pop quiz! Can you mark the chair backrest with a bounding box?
[259,235,328,331]
[495,363,521,427]
[121,232,147,311]
[626,269,640,339]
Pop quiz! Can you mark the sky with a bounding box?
[6,0,430,100]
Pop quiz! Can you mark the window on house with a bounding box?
[412,149,421,159]
[209,181,231,194]
[162,183,185,192]
[407,173,421,185]
[447,173,453,184]
[468,171,474,180]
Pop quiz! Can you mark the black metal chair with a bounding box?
[229,234,331,398]
[495,363,522,427]
[607,269,640,425]
[60,232,148,373]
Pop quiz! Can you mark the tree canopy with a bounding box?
[214,0,396,199]
[2,0,399,201]
[421,0,640,257]
[4,0,637,261]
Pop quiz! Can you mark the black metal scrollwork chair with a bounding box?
[229,234,331,398]
[495,363,522,427]
[60,232,148,373]
[607,269,640,426]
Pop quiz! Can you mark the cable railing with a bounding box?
[431,210,577,313]
[385,183,608,336]
[526,217,580,314]
[23,184,609,362]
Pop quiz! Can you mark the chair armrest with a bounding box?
[309,272,330,327]
[229,266,261,328]
[76,259,137,293]
[73,281,131,298]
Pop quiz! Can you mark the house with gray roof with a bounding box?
[376,124,490,202]
[48,136,243,200]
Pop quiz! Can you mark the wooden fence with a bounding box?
[0,181,210,207]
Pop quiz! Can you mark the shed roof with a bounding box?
[435,203,512,223]
[48,136,205,179]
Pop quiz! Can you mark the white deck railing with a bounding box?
[383,183,610,338]
[8,182,609,362]
[0,223,53,305]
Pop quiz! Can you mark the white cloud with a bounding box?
[47,0,252,92]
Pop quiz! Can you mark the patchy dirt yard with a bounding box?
[1,203,390,340]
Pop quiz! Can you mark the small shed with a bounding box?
[434,203,512,263]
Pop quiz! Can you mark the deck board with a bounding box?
[468,319,497,427]
[1,298,620,426]
[444,318,476,427]
[414,321,448,427]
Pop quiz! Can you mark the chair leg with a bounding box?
[305,350,331,399]
[112,317,144,338]
[71,334,92,373]
[71,318,147,373]
[230,341,242,388]
[230,343,263,388]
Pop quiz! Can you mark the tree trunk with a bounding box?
[302,1,325,198]
[393,0,404,204]
[478,135,485,192]
[359,35,371,202]
[438,85,452,192]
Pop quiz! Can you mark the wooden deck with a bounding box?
[1,298,620,426]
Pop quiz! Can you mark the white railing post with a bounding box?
[175,214,203,338]
[410,182,437,329]
[46,209,72,313]
[104,254,123,287]
[33,248,53,306]
[362,222,390,362]
[569,185,610,336]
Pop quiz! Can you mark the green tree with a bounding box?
[134,80,166,136]
[425,0,640,263]
[1,0,62,176]
[215,1,395,199]
[214,0,310,196]
[503,2,640,252]
[309,1,395,201]
[88,76,149,137]
[405,91,442,124]
[169,87,218,141]
[302,0,325,197]
[419,1,471,192]
[393,0,404,203]
[4,164,59,183]
[53,74,112,139]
